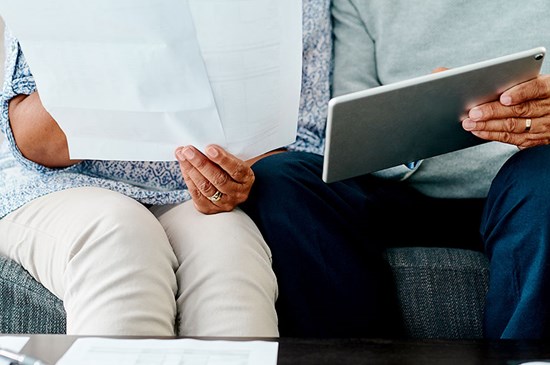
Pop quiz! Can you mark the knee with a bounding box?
[68,190,174,266]
[249,151,323,202]
[491,145,550,198]
[177,208,272,272]
[252,152,322,185]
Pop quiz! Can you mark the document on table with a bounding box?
[55,338,278,365]
[0,0,302,161]
[0,336,29,365]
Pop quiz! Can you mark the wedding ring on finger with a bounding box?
[525,118,532,132]
[207,190,223,203]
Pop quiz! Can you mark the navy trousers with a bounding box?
[481,145,550,339]
[241,151,486,338]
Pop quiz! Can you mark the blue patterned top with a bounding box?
[0,0,332,219]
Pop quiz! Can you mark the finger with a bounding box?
[179,157,221,201]
[176,145,238,191]
[179,162,213,212]
[469,98,550,121]
[469,129,548,148]
[205,145,255,185]
[500,74,550,106]
[463,117,536,134]
[178,160,237,214]
[175,147,222,201]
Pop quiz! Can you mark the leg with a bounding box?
[481,145,550,339]
[150,203,278,337]
[242,151,485,337]
[241,152,405,337]
[0,187,178,335]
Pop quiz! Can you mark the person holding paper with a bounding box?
[239,0,550,339]
[0,0,332,336]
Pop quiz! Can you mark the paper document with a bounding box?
[0,336,29,365]
[0,0,302,161]
[56,338,278,365]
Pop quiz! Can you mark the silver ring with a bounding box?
[525,118,532,132]
[207,190,222,203]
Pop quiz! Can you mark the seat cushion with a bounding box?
[385,247,490,339]
[0,256,65,333]
[0,247,489,337]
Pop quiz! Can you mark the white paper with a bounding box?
[55,338,278,365]
[0,0,302,161]
[0,336,30,365]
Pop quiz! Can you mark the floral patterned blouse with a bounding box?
[0,0,331,218]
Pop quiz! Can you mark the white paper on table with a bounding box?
[0,336,30,365]
[56,338,278,365]
[0,0,302,161]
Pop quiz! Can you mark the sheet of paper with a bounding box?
[55,338,278,365]
[0,0,302,161]
[189,0,303,159]
[0,336,30,365]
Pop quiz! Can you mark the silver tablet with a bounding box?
[322,47,546,183]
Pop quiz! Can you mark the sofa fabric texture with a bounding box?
[0,247,488,338]
[0,255,65,333]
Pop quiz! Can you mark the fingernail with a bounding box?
[206,146,219,158]
[501,95,512,105]
[183,147,195,160]
[469,107,483,120]
[462,118,476,131]
[176,147,186,161]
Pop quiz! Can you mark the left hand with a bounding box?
[175,144,255,214]
[462,74,550,149]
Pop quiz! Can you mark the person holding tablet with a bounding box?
[241,0,550,339]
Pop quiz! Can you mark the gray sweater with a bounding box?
[332,0,550,198]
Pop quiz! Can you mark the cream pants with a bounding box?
[0,187,278,336]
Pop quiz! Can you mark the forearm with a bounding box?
[8,92,79,168]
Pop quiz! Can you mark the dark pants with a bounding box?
[241,151,486,338]
[481,145,550,339]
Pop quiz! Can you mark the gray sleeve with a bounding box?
[331,0,380,97]
[331,0,419,180]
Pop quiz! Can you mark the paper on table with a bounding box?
[0,0,302,161]
[56,338,278,365]
[0,336,30,365]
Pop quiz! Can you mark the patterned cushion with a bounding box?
[0,247,489,338]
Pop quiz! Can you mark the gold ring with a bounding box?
[525,118,532,132]
[208,190,222,203]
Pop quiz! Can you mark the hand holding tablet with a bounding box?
[322,47,547,183]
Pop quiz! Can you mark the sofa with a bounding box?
[0,246,489,338]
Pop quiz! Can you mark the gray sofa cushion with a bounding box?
[0,247,489,337]
[0,255,65,333]
[385,247,489,339]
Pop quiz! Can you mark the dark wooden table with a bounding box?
[21,335,550,365]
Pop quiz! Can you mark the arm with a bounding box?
[332,0,417,180]
[332,0,380,96]
[9,91,79,168]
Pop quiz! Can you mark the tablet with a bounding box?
[322,47,546,183]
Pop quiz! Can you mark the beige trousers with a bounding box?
[0,187,278,336]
